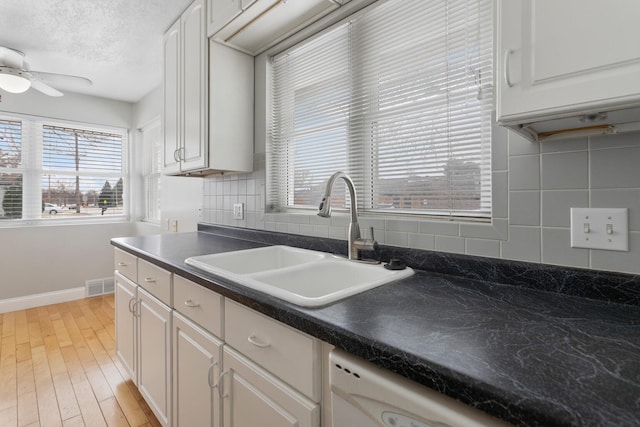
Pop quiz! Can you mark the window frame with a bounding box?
[0,112,129,226]
[266,0,493,221]
[141,118,162,224]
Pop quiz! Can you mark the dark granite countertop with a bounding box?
[111,225,640,427]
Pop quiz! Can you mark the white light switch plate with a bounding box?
[570,208,628,251]
[233,203,244,220]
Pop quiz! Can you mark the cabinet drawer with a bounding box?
[225,299,320,401]
[174,275,223,338]
[114,248,137,282]
[138,259,172,306]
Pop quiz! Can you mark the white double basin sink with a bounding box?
[185,245,414,307]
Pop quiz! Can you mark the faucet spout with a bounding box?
[318,172,377,261]
[318,172,358,223]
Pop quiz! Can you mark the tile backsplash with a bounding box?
[202,127,640,275]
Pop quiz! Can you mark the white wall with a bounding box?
[132,86,203,234]
[1,89,133,128]
[0,222,134,299]
[0,89,137,301]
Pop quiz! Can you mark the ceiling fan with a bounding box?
[0,46,92,97]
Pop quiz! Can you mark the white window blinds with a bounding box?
[142,119,162,222]
[0,115,127,223]
[0,119,22,218]
[269,0,493,218]
[43,125,124,212]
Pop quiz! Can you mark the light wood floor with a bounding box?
[0,294,160,427]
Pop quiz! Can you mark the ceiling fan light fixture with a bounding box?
[0,67,31,93]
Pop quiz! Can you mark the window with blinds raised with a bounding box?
[268,0,493,218]
[0,115,127,222]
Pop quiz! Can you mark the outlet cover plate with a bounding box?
[233,203,244,220]
[570,208,628,251]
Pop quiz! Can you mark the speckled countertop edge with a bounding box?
[111,225,640,427]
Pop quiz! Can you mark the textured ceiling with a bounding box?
[0,0,193,102]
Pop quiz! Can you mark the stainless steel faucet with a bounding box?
[318,172,378,262]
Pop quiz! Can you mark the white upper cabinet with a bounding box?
[163,19,181,174]
[497,0,640,140]
[163,0,208,174]
[207,0,243,38]
[207,0,342,55]
[164,0,254,176]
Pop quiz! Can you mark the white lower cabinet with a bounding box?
[115,252,324,427]
[173,311,223,427]
[138,287,172,427]
[221,346,319,427]
[115,273,137,383]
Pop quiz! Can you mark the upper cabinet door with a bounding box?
[497,0,640,121]
[181,0,209,172]
[163,20,181,174]
[207,0,243,37]
[209,0,340,55]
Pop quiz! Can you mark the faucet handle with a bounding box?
[353,227,380,264]
[354,227,378,253]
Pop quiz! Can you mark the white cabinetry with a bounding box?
[221,346,319,427]
[115,249,138,383]
[114,252,173,427]
[173,311,223,427]
[497,0,640,140]
[163,0,208,174]
[115,250,323,427]
[115,273,137,383]
[207,0,243,36]
[172,275,224,427]
[208,41,254,174]
[138,287,172,427]
[225,299,321,400]
[208,0,341,55]
[222,299,320,426]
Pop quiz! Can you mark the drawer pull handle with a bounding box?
[217,370,229,399]
[503,49,514,88]
[208,361,218,389]
[128,298,136,313]
[248,335,270,348]
[184,299,200,308]
[144,277,156,283]
[117,262,128,267]
[131,300,141,317]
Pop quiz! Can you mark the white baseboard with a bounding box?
[0,287,86,314]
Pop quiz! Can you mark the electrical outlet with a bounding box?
[233,203,244,220]
[171,219,178,232]
[570,208,628,251]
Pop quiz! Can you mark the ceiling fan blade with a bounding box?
[29,70,92,88]
[0,46,25,69]
[30,79,64,97]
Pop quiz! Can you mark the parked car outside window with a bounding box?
[43,203,61,214]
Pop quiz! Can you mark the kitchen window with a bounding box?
[268,0,493,219]
[142,119,161,223]
[0,114,127,223]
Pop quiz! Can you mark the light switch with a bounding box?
[570,208,628,251]
[233,203,244,220]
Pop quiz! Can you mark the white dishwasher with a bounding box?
[329,349,511,427]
